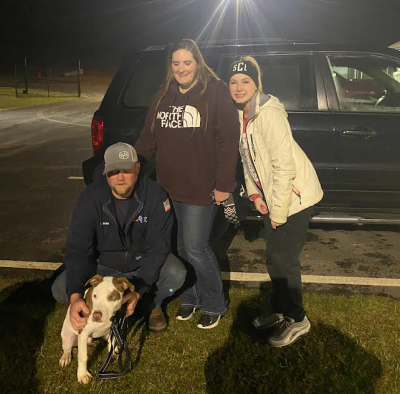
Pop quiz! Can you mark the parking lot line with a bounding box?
[221,272,400,287]
[0,260,63,270]
[1,260,400,287]
[68,176,84,180]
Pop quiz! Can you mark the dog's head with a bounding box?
[84,275,135,323]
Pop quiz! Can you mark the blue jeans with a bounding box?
[173,200,227,316]
[51,253,186,307]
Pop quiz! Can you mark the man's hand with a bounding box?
[69,293,90,330]
[213,189,229,205]
[271,220,283,230]
[122,291,140,317]
[254,198,268,215]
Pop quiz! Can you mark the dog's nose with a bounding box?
[92,311,103,322]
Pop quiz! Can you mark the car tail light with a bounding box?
[91,116,104,153]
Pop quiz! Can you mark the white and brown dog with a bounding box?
[59,274,134,384]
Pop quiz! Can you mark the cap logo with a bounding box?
[119,151,129,160]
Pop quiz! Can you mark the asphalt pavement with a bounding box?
[1,85,400,298]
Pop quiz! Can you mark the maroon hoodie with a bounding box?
[135,79,240,205]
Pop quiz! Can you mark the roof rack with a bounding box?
[145,38,318,51]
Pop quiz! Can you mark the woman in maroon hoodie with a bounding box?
[135,39,240,329]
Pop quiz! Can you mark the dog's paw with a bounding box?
[77,370,92,384]
[59,351,72,368]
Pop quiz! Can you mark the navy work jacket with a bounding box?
[65,174,172,298]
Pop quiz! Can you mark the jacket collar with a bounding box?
[238,91,270,121]
[100,175,147,237]
[100,174,147,210]
[248,91,271,119]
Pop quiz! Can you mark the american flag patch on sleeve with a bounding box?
[163,199,171,212]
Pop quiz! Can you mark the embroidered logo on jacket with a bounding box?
[135,215,148,223]
[163,199,171,212]
[156,105,201,128]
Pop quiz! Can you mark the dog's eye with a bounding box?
[93,294,97,298]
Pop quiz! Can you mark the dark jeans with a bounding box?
[263,207,312,322]
[173,200,227,316]
[51,253,186,307]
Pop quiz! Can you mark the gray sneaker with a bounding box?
[268,316,311,347]
[252,313,284,330]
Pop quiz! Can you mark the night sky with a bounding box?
[2,0,400,66]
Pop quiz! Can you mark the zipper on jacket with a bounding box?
[249,134,257,161]
[102,203,125,248]
[124,203,144,273]
[102,201,130,273]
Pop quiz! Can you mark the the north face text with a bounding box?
[156,105,201,128]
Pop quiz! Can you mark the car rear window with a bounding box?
[121,49,221,109]
[122,58,166,108]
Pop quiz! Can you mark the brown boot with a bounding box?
[148,307,167,332]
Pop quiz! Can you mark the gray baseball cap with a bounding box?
[103,142,138,175]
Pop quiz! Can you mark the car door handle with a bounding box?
[341,129,377,139]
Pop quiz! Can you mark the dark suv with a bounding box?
[84,39,400,225]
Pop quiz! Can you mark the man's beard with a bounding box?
[112,184,133,199]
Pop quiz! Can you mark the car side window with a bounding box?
[327,55,400,113]
[219,54,317,111]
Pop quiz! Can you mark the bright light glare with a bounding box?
[196,0,276,46]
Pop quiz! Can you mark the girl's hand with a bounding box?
[271,220,283,230]
[254,198,268,215]
[213,189,229,205]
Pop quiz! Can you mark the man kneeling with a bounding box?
[52,142,186,332]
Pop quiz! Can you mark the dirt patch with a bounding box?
[306,233,320,242]
[336,259,358,269]
[363,252,395,267]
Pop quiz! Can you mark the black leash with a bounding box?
[98,309,133,380]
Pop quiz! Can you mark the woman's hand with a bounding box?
[254,198,268,215]
[270,220,283,230]
[213,189,229,205]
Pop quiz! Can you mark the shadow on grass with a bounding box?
[205,294,383,394]
[212,220,266,307]
[0,277,56,394]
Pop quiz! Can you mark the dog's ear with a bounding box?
[113,277,135,293]
[85,274,104,288]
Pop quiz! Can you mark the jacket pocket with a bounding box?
[292,185,302,205]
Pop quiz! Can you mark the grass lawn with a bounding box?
[0,276,399,394]
[0,87,82,111]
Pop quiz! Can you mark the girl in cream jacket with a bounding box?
[228,56,323,347]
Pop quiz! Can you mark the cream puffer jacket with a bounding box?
[239,92,323,224]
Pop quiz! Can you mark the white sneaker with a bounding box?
[268,316,310,347]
